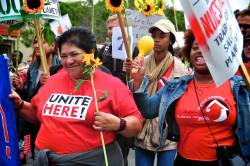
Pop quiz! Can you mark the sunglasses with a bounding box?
[244,40,250,48]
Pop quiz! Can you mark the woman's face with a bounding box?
[190,41,210,74]
[60,43,85,81]
[151,29,171,53]
[33,36,55,58]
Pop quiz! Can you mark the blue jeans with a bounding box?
[135,147,176,166]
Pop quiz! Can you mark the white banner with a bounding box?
[0,0,60,21]
[125,9,165,51]
[180,0,243,86]
[50,14,72,36]
[112,26,133,60]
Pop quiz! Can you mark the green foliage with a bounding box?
[42,22,55,46]
[74,79,84,91]
[164,8,186,32]
[59,1,186,42]
[0,35,3,43]
[98,89,108,101]
[59,0,109,43]
[8,22,25,35]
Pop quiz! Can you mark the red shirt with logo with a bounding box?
[175,80,236,161]
[31,70,143,154]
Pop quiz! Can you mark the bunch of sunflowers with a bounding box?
[105,0,165,16]
[75,53,102,91]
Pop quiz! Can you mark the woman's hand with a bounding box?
[12,74,24,91]
[93,112,120,131]
[40,72,50,85]
[9,90,23,109]
[130,56,145,90]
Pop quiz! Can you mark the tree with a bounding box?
[59,0,109,43]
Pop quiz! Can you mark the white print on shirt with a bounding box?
[42,93,92,120]
[199,96,230,123]
[177,96,231,123]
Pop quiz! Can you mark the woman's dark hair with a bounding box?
[168,33,175,56]
[57,27,97,54]
[182,29,195,62]
[11,50,23,68]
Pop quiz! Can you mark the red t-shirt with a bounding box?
[235,63,250,76]
[175,80,236,161]
[31,70,143,154]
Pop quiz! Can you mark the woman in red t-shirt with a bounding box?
[129,30,248,165]
[9,27,143,166]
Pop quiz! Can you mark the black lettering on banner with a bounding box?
[49,94,59,102]
[11,0,18,13]
[82,97,91,106]
[58,95,70,104]
[43,7,58,15]
[0,0,11,15]
[0,0,21,15]
[117,36,124,51]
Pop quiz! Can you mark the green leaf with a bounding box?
[74,79,84,91]
[0,36,3,43]
[98,89,108,101]
[42,22,55,45]
[8,21,25,35]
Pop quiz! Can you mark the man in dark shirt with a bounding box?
[98,15,125,82]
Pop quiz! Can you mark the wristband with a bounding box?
[16,100,24,111]
[117,118,126,132]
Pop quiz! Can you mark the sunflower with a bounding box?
[23,0,44,14]
[82,53,95,66]
[93,57,102,68]
[142,4,155,16]
[105,0,124,13]
[134,0,165,16]
[152,0,165,16]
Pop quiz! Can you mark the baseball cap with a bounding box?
[149,19,176,35]
[149,18,176,43]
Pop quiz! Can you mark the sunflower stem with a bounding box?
[34,18,48,74]
[90,71,109,166]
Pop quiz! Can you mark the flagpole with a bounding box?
[239,63,250,91]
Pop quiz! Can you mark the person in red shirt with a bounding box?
[9,27,143,166]
[129,30,249,165]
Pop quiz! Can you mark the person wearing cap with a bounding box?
[125,18,188,166]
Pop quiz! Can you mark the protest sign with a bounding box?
[180,0,243,86]
[125,9,165,50]
[112,26,133,60]
[0,0,60,21]
[0,55,19,166]
[50,14,72,36]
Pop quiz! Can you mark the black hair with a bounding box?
[168,33,175,56]
[57,27,97,54]
[182,29,195,62]
[11,50,23,67]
